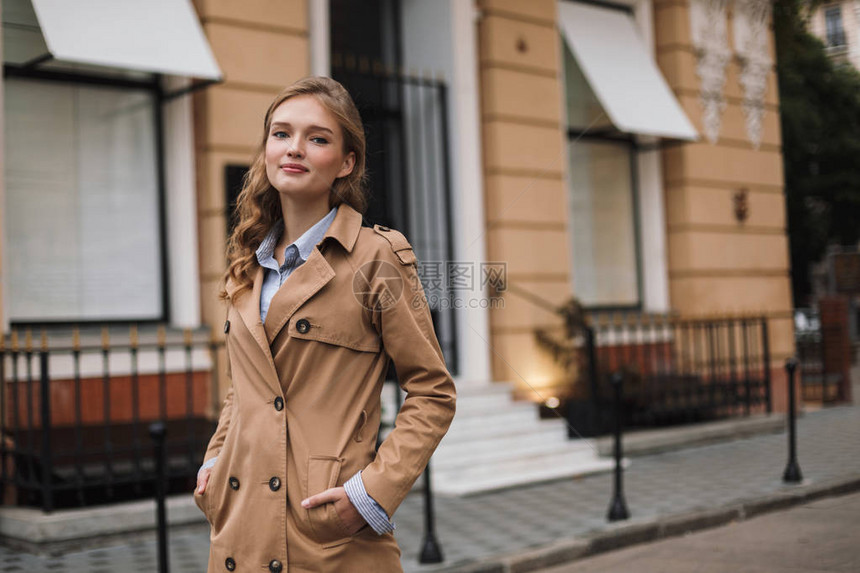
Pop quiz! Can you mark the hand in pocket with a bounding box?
[302,486,366,536]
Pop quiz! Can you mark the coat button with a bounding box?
[225,557,236,571]
[223,320,230,334]
[296,318,310,334]
[268,560,283,573]
[269,476,281,491]
[229,477,239,490]
[274,397,284,411]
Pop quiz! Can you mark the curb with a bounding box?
[0,494,205,555]
[594,413,786,458]
[421,474,860,573]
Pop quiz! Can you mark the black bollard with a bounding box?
[782,358,803,483]
[418,461,443,564]
[607,372,630,521]
[149,422,170,573]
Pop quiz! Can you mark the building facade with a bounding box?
[0,0,795,502]
[808,0,860,69]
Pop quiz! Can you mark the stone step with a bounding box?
[442,404,544,440]
[451,383,520,411]
[432,423,571,466]
[432,445,615,496]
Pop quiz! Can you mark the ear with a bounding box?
[337,151,356,179]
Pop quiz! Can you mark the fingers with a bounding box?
[196,467,211,494]
[301,487,344,509]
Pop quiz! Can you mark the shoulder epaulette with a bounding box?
[372,224,416,265]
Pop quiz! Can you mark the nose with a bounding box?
[286,138,304,158]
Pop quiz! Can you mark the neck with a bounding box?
[278,194,331,247]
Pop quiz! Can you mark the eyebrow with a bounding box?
[270,121,334,135]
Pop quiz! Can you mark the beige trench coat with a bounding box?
[193,203,456,573]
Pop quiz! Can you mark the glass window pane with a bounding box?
[567,140,639,307]
[4,78,162,321]
[825,7,845,47]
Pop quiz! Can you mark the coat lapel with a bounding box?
[263,248,336,343]
[225,265,282,394]
[263,202,364,343]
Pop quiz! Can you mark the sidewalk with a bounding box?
[1,400,858,573]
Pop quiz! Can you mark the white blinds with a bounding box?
[4,78,163,321]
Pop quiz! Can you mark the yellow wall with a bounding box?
[654,0,795,375]
[478,0,572,398]
[479,0,795,403]
[192,0,310,401]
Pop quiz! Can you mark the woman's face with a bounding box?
[265,94,355,204]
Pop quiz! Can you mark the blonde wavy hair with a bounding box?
[219,76,368,302]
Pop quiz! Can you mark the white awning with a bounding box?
[558,2,697,141]
[30,0,221,80]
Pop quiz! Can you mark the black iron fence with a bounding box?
[331,56,459,378]
[1,325,224,511]
[555,312,772,437]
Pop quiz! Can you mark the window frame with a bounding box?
[565,127,645,313]
[3,63,170,328]
[824,5,846,48]
[560,16,645,313]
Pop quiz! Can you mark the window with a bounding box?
[825,6,846,47]
[562,37,641,309]
[4,78,164,323]
[567,139,640,307]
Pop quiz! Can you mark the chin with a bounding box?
[276,187,332,204]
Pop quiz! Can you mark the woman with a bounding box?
[193,76,456,573]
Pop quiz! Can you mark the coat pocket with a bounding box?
[353,409,368,443]
[198,457,229,532]
[306,455,353,548]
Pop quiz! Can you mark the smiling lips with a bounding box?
[281,163,309,173]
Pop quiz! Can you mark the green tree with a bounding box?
[775,0,860,306]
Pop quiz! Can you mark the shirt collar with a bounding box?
[255,205,339,267]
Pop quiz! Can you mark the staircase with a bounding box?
[429,383,614,496]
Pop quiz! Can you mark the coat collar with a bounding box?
[319,200,363,254]
[224,202,363,300]
[223,202,365,395]
[255,206,338,269]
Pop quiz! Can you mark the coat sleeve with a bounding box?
[361,235,457,517]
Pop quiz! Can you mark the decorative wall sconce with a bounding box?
[733,187,749,223]
[516,36,528,53]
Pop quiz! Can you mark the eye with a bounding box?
[272,130,288,139]
[311,137,329,144]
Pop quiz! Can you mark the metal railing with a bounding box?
[331,55,459,377]
[575,312,772,436]
[1,325,224,511]
[499,284,773,438]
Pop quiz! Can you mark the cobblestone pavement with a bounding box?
[1,402,858,572]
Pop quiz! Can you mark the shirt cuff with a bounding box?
[343,471,395,535]
[198,456,218,477]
